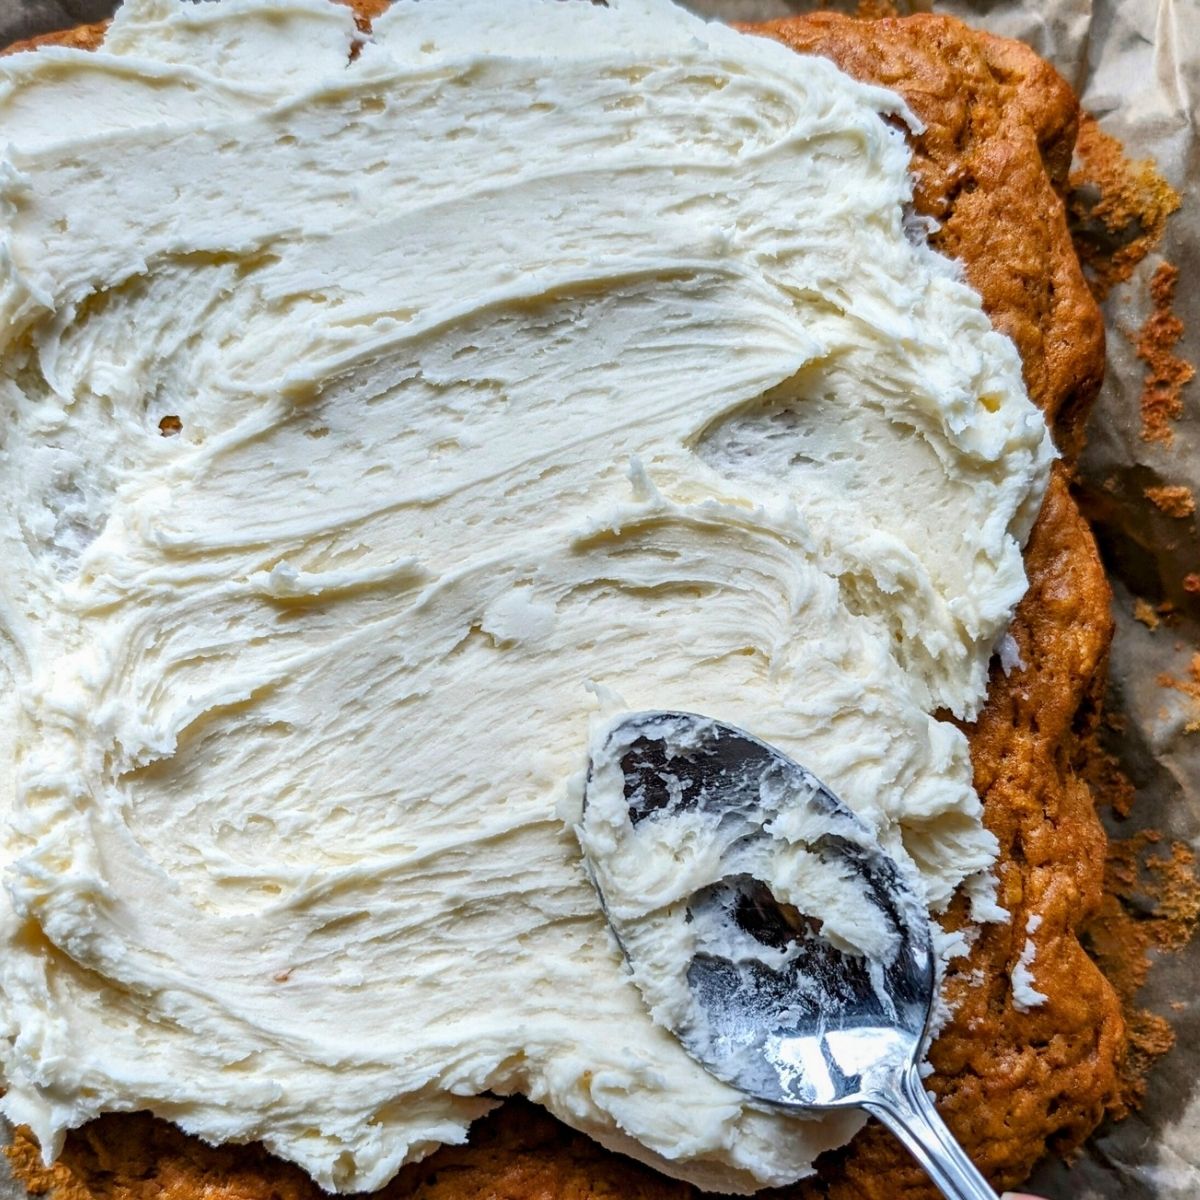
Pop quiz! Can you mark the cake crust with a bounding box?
[2,6,1120,1200]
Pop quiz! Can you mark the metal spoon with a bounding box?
[580,711,999,1200]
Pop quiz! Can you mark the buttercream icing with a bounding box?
[0,0,1053,1191]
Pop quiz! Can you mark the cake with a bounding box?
[0,3,1123,1199]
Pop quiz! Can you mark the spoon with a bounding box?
[579,711,999,1200]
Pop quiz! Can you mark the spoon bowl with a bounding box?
[580,711,999,1200]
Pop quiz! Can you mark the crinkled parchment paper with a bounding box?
[0,0,1196,1197]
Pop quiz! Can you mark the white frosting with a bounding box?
[1011,914,1048,1012]
[0,0,1053,1192]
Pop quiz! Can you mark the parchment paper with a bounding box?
[0,0,1195,1196]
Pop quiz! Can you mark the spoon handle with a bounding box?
[863,1064,999,1200]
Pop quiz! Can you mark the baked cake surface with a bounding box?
[0,4,1120,1200]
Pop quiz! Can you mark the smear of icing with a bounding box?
[1011,915,1048,1012]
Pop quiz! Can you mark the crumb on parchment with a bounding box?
[1144,483,1196,518]
[1066,118,1192,448]
[1088,833,1200,1116]
[1156,652,1200,733]
[1137,264,1195,447]
[1068,115,1180,302]
[1133,598,1160,630]
[1079,728,1200,1115]
[854,0,900,16]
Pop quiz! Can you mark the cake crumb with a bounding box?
[1067,116,1180,301]
[1081,726,1137,819]
[1137,263,1195,447]
[1084,831,1200,1115]
[1156,652,1200,733]
[1133,598,1160,630]
[1144,483,1195,518]
[855,0,900,16]
[1184,573,1200,595]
